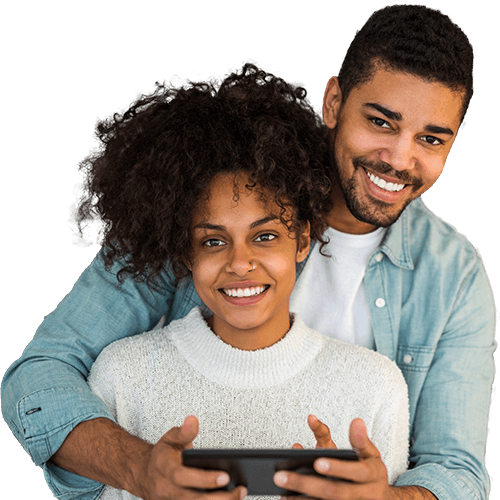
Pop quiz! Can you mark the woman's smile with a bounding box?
[188,173,310,350]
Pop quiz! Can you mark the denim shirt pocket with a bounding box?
[396,345,436,428]
[396,345,436,373]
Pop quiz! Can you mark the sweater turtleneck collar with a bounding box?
[169,307,325,389]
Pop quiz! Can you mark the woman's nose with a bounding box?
[225,244,255,276]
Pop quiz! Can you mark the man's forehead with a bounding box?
[347,67,465,127]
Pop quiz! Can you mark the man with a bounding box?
[1,5,495,500]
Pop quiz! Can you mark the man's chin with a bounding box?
[347,195,413,228]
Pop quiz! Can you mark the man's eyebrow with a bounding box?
[364,102,402,121]
[364,102,455,136]
[424,124,455,137]
[193,215,280,232]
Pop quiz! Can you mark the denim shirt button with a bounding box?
[375,298,386,308]
[375,253,384,262]
[404,354,413,364]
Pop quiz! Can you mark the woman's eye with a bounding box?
[203,238,226,247]
[255,233,276,242]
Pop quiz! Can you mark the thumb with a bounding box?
[161,415,199,450]
[349,419,377,458]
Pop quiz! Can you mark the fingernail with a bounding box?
[239,487,248,499]
[316,459,330,472]
[274,471,288,486]
[216,472,230,486]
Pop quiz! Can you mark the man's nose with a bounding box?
[379,134,417,171]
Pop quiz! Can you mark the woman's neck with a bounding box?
[207,306,292,351]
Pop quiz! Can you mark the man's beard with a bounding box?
[332,155,423,228]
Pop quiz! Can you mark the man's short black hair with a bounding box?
[338,5,473,119]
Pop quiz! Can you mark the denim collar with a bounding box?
[300,198,419,276]
[378,199,416,271]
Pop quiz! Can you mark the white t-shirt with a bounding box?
[290,226,387,348]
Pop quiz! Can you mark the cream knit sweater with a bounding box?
[89,307,409,500]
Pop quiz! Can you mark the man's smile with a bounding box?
[365,170,405,193]
[360,167,413,205]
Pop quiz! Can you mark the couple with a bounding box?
[1,5,495,500]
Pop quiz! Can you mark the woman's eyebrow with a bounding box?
[249,215,280,229]
[193,215,280,232]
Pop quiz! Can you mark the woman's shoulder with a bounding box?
[317,335,407,391]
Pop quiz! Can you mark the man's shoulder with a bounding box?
[404,198,481,267]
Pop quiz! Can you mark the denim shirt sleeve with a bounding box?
[398,259,495,500]
[366,200,496,500]
[1,251,201,500]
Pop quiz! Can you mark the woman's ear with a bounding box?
[296,222,311,263]
[322,77,343,130]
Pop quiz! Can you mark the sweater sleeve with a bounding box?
[368,359,410,485]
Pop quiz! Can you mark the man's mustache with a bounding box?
[353,157,423,189]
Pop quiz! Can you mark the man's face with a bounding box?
[323,67,465,231]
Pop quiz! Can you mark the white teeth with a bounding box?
[367,171,405,192]
[223,286,266,297]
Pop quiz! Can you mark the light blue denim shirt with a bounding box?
[1,198,496,500]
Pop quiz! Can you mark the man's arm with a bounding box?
[1,251,183,499]
[51,417,244,500]
[51,418,152,494]
[394,258,496,500]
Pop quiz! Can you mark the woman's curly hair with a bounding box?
[77,63,332,290]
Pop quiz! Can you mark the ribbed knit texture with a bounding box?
[89,307,409,499]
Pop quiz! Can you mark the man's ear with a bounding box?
[322,77,343,130]
[296,222,311,263]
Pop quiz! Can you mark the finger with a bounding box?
[292,443,304,450]
[314,456,373,484]
[308,415,337,449]
[274,470,341,499]
[173,465,231,489]
[162,415,200,449]
[349,419,379,459]
[172,467,249,500]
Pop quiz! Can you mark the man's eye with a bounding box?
[255,233,276,242]
[371,117,390,129]
[421,135,443,146]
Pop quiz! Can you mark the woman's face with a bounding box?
[188,174,310,351]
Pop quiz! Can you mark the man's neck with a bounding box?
[326,200,378,234]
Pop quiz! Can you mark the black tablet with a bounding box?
[182,448,358,496]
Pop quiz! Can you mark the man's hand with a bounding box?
[52,416,246,500]
[275,418,437,500]
[292,414,338,450]
[135,415,247,500]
